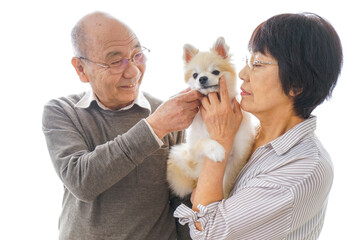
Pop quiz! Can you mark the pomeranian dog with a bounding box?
[167,37,256,199]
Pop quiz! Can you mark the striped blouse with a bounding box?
[174,116,333,239]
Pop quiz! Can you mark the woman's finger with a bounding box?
[219,77,230,104]
[207,92,220,105]
[232,98,241,114]
[201,95,210,108]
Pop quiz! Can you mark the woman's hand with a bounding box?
[190,77,243,218]
[189,77,243,224]
[200,77,243,152]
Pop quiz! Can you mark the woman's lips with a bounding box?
[240,87,251,96]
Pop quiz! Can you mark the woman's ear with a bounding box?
[71,57,89,83]
[289,88,303,97]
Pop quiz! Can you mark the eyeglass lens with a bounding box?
[245,54,253,69]
[110,51,147,74]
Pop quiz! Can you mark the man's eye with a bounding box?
[134,52,144,59]
[193,73,198,79]
[212,70,220,75]
[110,59,124,66]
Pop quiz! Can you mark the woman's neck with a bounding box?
[252,111,304,154]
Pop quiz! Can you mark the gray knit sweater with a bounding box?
[42,91,190,240]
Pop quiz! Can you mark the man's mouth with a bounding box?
[119,82,137,88]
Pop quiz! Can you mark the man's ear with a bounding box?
[71,57,89,83]
[183,44,199,63]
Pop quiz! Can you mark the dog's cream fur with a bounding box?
[167,37,256,198]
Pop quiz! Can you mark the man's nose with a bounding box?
[122,62,140,78]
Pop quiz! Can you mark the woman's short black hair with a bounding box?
[249,13,343,119]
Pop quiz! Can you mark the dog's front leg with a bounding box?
[192,138,226,162]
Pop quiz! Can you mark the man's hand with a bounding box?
[146,89,203,139]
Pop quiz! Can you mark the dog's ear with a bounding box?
[183,44,199,63]
[212,37,229,59]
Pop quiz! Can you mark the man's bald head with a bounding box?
[71,11,135,58]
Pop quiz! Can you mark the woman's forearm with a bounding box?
[192,149,231,211]
[191,149,231,231]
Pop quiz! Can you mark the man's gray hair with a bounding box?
[71,20,87,57]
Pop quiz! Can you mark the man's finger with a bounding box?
[179,87,191,94]
[184,89,203,102]
[189,99,201,110]
[170,87,191,99]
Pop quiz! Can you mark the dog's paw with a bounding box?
[204,139,226,162]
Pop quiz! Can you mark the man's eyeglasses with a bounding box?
[79,47,150,74]
[245,53,277,70]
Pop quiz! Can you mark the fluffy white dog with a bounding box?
[167,37,255,198]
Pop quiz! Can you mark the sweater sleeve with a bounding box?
[42,100,161,202]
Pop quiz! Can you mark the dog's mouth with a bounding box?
[202,84,219,89]
[197,85,220,95]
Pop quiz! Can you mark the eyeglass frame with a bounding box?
[245,53,278,70]
[78,46,150,74]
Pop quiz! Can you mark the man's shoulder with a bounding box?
[45,92,86,108]
[142,92,163,111]
[43,92,87,120]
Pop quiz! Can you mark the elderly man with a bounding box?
[42,12,201,240]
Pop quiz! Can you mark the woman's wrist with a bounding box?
[216,138,235,154]
[192,152,230,211]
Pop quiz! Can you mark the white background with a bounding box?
[1,0,359,239]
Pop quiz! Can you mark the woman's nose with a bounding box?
[238,66,249,82]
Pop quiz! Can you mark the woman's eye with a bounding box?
[252,60,262,68]
[193,73,198,79]
[212,70,220,75]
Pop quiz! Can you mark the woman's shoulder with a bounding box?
[238,130,333,191]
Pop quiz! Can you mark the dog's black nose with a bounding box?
[199,76,208,85]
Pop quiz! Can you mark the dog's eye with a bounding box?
[212,70,220,76]
[193,73,198,79]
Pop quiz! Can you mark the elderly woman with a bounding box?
[174,13,343,239]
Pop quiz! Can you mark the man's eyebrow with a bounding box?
[105,51,123,60]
